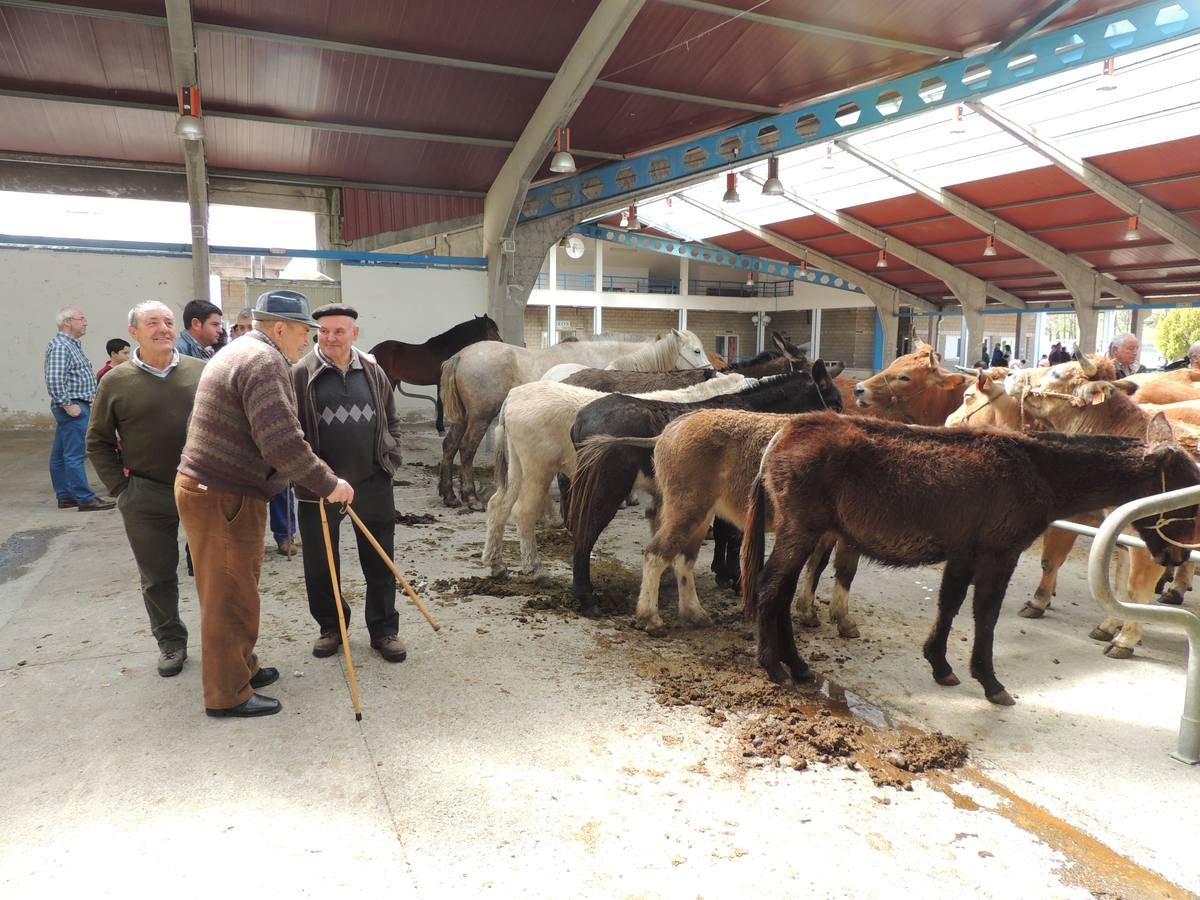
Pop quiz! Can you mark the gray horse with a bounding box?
[438,329,709,509]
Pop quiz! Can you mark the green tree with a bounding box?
[1154,308,1200,360]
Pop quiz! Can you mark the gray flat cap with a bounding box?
[252,289,318,327]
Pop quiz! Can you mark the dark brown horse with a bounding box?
[370,314,501,433]
[741,412,1200,705]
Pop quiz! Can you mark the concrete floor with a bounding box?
[1,425,1197,899]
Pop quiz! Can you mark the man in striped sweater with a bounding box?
[176,290,354,719]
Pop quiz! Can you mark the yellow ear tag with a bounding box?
[1089,390,1106,405]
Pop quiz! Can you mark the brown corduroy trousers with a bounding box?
[174,473,267,710]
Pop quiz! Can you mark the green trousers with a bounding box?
[117,475,188,651]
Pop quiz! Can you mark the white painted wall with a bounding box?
[0,248,193,425]
[340,263,487,415]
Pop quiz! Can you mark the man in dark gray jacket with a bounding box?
[293,304,407,663]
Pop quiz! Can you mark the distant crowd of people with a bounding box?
[44,292,406,720]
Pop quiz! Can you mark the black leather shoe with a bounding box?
[205,692,282,718]
[250,666,279,689]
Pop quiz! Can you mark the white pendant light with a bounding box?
[549,127,577,174]
[761,156,784,196]
[722,172,740,204]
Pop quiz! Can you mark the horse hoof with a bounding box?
[488,564,508,577]
[798,616,820,630]
[1018,602,1046,619]
[935,672,961,687]
[442,494,462,509]
[1088,626,1115,643]
[578,602,601,619]
[837,623,860,639]
[1159,589,1185,606]
[679,613,712,628]
[714,574,731,589]
[987,689,1016,706]
[1104,644,1134,660]
[763,664,789,685]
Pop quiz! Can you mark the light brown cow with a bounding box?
[944,367,1026,430]
[1017,370,1200,656]
[853,341,970,424]
[1126,368,1200,405]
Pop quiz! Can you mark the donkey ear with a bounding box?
[810,359,829,384]
[1146,411,1175,445]
[1112,379,1139,396]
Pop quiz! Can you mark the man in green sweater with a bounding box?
[87,301,206,677]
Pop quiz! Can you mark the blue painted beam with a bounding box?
[0,233,486,268]
[575,223,867,296]
[523,0,1200,222]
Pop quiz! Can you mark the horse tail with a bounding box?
[494,401,509,493]
[440,355,465,424]
[568,435,659,532]
[740,473,768,620]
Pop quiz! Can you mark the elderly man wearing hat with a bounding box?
[293,303,407,663]
[175,290,355,718]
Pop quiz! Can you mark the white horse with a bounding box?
[481,373,749,576]
[438,329,709,509]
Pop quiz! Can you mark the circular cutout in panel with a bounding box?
[615,166,636,191]
[581,176,603,200]
[795,113,820,138]
[757,124,781,152]
[550,185,573,209]
[649,157,671,182]
[683,146,707,170]
[717,136,743,161]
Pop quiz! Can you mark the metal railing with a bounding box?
[1067,486,1200,765]
[533,273,795,297]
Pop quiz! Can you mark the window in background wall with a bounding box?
[715,334,739,362]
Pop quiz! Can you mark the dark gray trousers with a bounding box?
[117,475,187,651]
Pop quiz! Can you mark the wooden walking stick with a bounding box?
[343,504,442,632]
[319,500,364,721]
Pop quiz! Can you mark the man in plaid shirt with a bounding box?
[45,306,114,511]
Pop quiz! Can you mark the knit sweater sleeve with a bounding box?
[241,351,339,497]
[85,374,127,495]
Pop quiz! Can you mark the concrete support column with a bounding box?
[677,308,688,332]
[1130,308,1141,340]
[316,187,343,283]
[950,282,987,367]
[181,141,210,301]
[680,255,689,301]
[547,303,557,347]
[594,238,603,293]
[593,304,603,335]
[492,219,563,345]
[1065,274,1100,356]
[811,307,822,360]
[1013,313,1025,363]
[754,313,767,355]
[548,243,557,292]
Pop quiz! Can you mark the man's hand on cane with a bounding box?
[326,478,354,505]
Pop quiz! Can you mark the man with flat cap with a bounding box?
[294,304,407,663]
[175,289,354,718]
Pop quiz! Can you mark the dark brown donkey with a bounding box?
[741,412,1200,705]
[568,364,843,616]
[369,314,501,434]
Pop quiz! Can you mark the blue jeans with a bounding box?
[50,402,97,503]
[269,487,297,543]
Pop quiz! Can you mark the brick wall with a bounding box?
[819,308,876,369]
[767,310,814,351]
[524,306,547,348]
[599,308,677,340]
[686,310,757,363]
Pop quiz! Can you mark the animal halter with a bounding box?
[958,388,1002,423]
[1152,470,1200,550]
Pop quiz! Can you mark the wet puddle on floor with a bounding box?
[0,528,69,586]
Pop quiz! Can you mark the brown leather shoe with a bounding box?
[78,497,116,511]
[371,634,407,663]
[312,630,341,658]
[57,498,77,509]
[276,539,299,557]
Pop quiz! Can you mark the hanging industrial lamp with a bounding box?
[745,268,755,287]
[949,104,967,135]
[876,238,889,269]
[175,84,204,141]
[722,172,741,204]
[1123,200,1142,241]
[761,156,785,196]
[627,203,641,230]
[619,208,629,228]
[1097,57,1118,91]
[983,234,998,257]
[549,127,577,174]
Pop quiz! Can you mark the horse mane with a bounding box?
[434,315,498,345]
[635,372,746,402]
[605,330,701,372]
[729,349,783,370]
